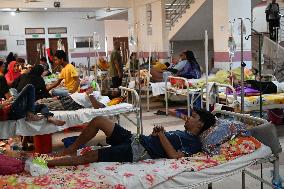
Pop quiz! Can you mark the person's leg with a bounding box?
[51,87,69,97]
[48,150,99,167]
[48,143,133,167]
[269,20,274,39]
[35,104,65,126]
[10,84,42,121]
[57,116,117,156]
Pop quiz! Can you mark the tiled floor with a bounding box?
[52,102,284,189]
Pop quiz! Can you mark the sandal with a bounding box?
[154,110,166,115]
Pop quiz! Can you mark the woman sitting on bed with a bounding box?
[150,52,188,82]
[47,108,216,166]
[37,88,109,111]
[178,51,202,79]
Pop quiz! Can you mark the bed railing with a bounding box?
[212,110,282,189]
[201,82,238,109]
[119,86,142,135]
[212,110,268,125]
[119,86,140,108]
[165,76,201,116]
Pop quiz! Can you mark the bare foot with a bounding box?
[25,114,43,122]
[47,117,66,126]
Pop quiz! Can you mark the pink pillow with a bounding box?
[0,154,24,175]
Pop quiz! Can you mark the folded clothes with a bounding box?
[226,86,260,96]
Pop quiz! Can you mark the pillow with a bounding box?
[220,136,261,160]
[200,118,250,155]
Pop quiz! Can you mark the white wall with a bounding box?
[0,11,105,66]
[253,6,268,32]
[104,20,128,53]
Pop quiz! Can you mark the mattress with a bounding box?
[219,93,284,111]
[0,103,137,138]
[154,144,272,189]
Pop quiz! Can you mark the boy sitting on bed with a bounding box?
[47,108,215,167]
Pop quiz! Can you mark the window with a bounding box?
[0,40,7,51]
[2,25,9,31]
[74,37,93,48]
[25,28,45,34]
[17,40,25,46]
[48,27,67,34]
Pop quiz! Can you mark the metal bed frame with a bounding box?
[165,76,202,117]
[203,82,284,113]
[209,110,282,189]
[118,86,143,135]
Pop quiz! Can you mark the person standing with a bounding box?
[266,0,281,41]
[48,50,80,97]
[109,41,123,97]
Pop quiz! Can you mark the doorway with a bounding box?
[48,38,68,60]
[113,37,129,64]
[26,38,46,65]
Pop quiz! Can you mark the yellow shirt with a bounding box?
[58,63,79,92]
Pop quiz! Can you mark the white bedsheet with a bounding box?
[0,103,135,138]
[150,82,171,96]
[154,145,272,189]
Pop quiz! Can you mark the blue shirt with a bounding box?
[140,130,201,159]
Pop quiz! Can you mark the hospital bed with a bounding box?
[0,86,142,139]
[165,76,204,117]
[0,110,281,189]
[203,82,284,112]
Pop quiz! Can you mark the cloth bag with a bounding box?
[0,154,24,175]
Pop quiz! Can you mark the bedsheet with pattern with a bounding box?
[0,137,263,189]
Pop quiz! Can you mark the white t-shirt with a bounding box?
[70,91,110,108]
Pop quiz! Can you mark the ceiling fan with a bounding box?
[24,0,43,3]
[105,0,125,12]
[79,14,97,20]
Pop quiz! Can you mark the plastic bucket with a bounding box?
[34,134,52,154]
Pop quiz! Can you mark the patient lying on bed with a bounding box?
[37,88,109,111]
[0,84,65,126]
[47,108,216,167]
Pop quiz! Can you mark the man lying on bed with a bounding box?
[47,108,215,167]
[37,88,109,111]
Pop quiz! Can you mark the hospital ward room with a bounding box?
[0,0,283,188]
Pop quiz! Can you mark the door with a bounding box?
[48,38,68,60]
[113,37,129,64]
[26,38,46,65]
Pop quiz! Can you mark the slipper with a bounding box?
[154,110,166,115]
